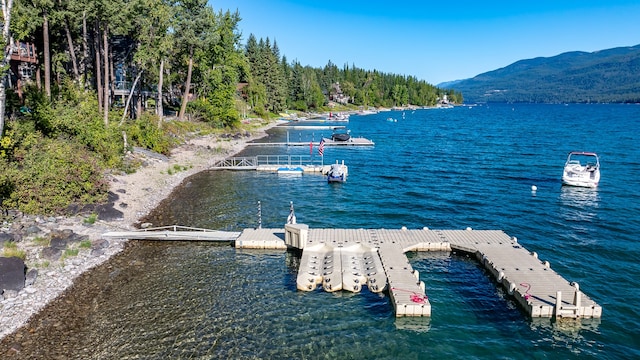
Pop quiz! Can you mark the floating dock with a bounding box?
[246,137,374,147]
[234,225,602,319]
[281,125,346,130]
[210,155,347,176]
[103,223,602,319]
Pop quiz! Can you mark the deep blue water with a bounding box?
[57,104,640,358]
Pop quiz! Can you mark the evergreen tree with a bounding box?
[173,0,215,121]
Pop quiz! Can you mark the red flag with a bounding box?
[318,139,325,156]
[309,141,313,155]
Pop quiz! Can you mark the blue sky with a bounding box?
[211,1,640,85]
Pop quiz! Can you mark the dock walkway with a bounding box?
[102,225,240,242]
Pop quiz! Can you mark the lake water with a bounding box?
[9,104,640,359]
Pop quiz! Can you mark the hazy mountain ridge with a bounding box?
[445,44,640,103]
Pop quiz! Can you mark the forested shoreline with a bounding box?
[0,0,459,215]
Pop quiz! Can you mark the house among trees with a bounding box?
[329,82,350,105]
[8,41,37,101]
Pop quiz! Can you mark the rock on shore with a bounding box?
[0,213,127,339]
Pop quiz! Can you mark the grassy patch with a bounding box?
[63,248,79,257]
[167,164,191,175]
[3,242,26,260]
[79,240,92,249]
[34,260,50,268]
[32,236,50,246]
[83,213,98,225]
[212,145,227,154]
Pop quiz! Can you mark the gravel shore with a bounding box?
[0,120,278,340]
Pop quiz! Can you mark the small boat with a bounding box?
[562,151,600,188]
[329,112,349,121]
[327,163,346,183]
[331,128,351,142]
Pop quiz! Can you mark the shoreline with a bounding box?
[0,119,280,341]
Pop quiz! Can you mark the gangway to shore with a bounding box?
[210,154,343,174]
[102,225,240,241]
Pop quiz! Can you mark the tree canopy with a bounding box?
[0,1,457,214]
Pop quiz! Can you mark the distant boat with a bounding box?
[327,163,347,183]
[386,117,397,122]
[328,112,349,121]
[562,151,600,188]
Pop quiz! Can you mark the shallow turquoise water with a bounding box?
[54,104,640,358]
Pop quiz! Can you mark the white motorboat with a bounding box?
[327,163,347,183]
[562,151,600,188]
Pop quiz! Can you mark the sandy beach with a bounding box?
[0,120,279,341]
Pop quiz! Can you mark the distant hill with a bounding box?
[444,44,640,103]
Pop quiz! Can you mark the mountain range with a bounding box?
[441,44,640,103]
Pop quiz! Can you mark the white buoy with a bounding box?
[531,185,538,191]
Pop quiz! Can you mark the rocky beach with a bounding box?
[0,120,278,343]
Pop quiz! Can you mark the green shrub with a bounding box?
[79,240,92,249]
[33,83,124,167]
[4,138,108,214]
[187,97,240,128]
[124,114,174,155]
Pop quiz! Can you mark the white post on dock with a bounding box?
[257,201,262,229]
[319,138,325,167]
[287,201,296,224]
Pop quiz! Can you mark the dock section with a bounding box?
[105,224,601,319]
[234,225,601,319]
[245,137,374,147]
[210,155,346,175]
